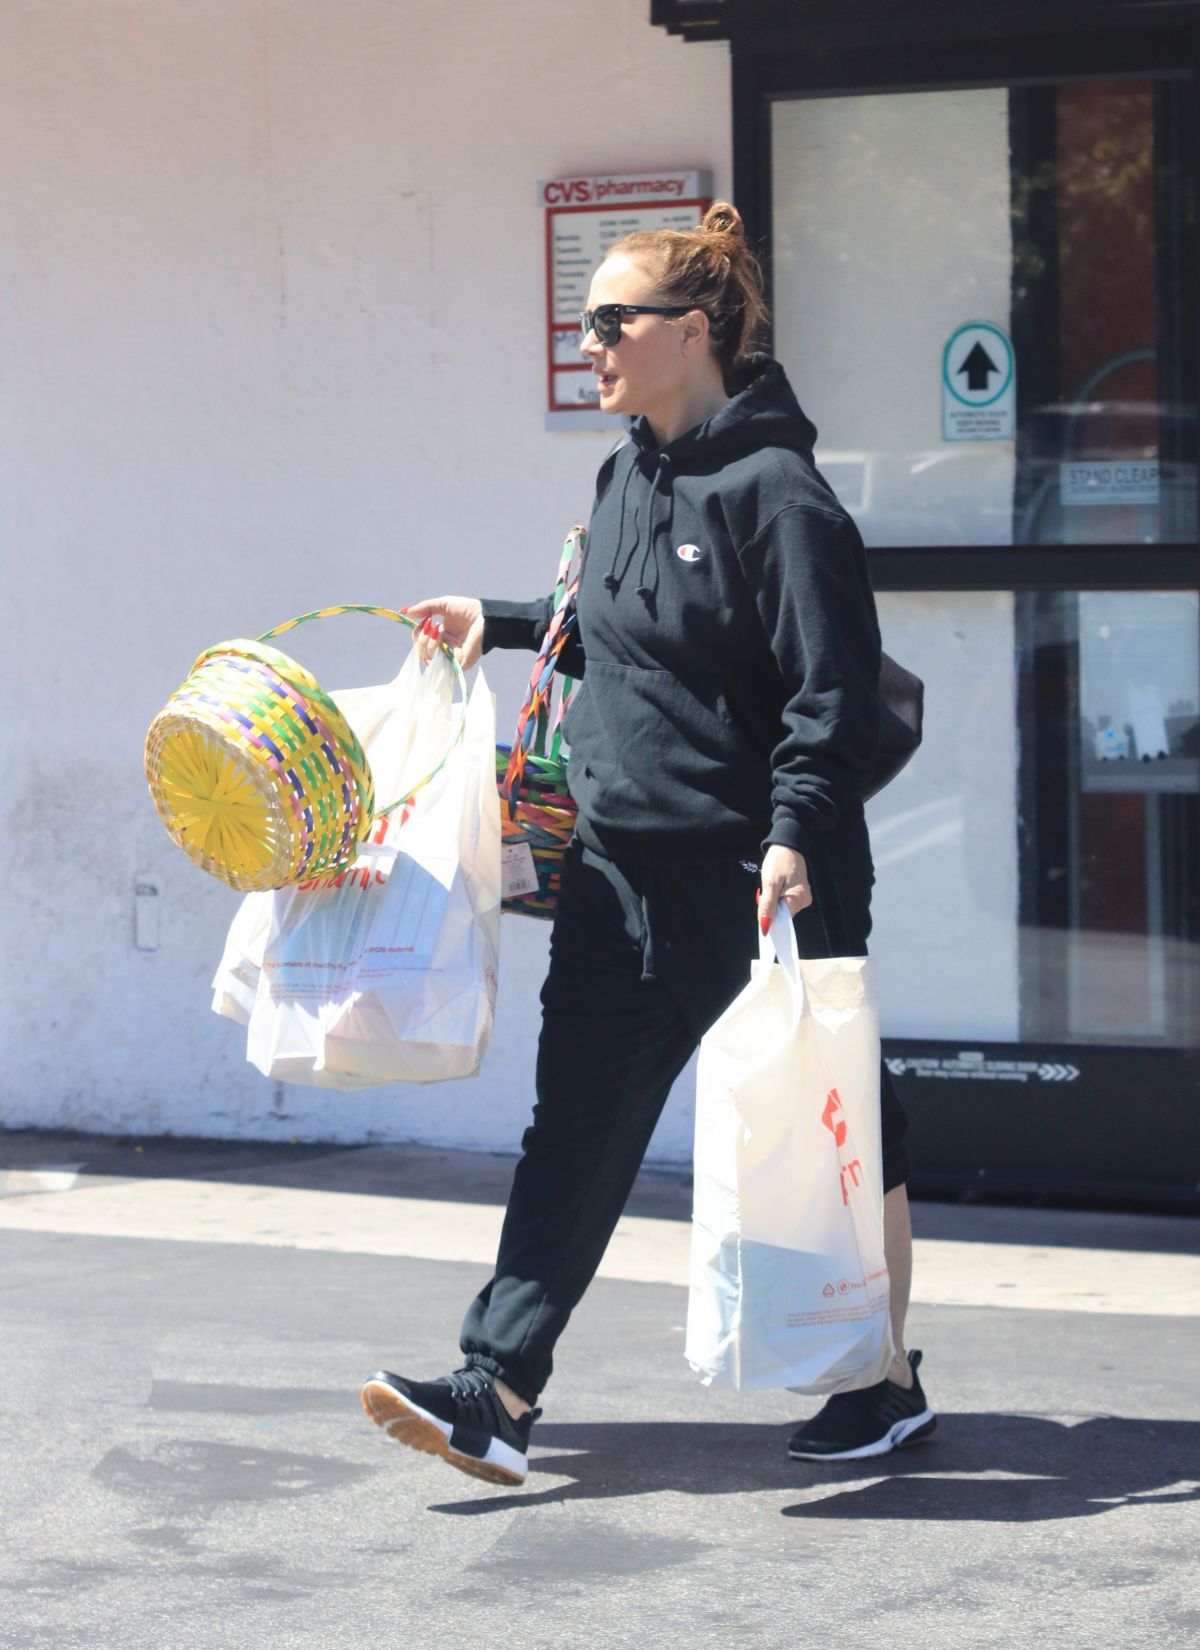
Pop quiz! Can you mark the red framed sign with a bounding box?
[540,170,713,418]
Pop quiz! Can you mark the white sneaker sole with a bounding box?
[788,1409,937,1462]
[360,1378,528,1487]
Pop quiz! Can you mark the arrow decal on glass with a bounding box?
[957,341,1000,393]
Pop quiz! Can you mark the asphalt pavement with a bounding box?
[1,1131,1198,1650]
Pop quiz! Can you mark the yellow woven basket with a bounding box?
[144,605,464,893]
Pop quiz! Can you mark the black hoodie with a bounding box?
[484,355,882,873]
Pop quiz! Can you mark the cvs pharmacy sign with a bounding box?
[539,170,709,207]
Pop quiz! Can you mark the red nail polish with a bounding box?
[759,914,771,936]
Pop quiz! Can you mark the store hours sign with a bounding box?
[541,171,712,423]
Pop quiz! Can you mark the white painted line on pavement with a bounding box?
[0,1164,87,1196]
[0,1175,1196,1316]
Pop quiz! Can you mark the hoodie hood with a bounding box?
[603,354,821,601]
[628,352,819,468]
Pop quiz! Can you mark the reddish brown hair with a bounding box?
[606,200,769,388]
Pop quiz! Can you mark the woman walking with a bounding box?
[361,203,935,1485]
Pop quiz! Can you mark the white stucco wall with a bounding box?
[1,0,730,1157]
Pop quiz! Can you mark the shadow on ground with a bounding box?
[0,1131,690,1219]
[430,1413,1200,1521]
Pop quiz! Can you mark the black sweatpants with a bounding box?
[459,837,910,1405]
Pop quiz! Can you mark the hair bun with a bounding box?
[701,200,744,240]
[603,199,767,387]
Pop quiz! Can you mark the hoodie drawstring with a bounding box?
[602,462,639,592]
[605,452,673,604]
[635,457,674,602]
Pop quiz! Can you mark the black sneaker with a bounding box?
[787,1350,937,1461]
[360,1367,540,1487]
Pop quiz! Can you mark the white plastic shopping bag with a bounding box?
[685,909,894,1395]
[211,650,457,1032]
[211,889,272,1027]
[213,651,500,1088]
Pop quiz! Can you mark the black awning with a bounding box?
[652,0,1200,47]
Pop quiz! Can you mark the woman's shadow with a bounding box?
[431,1413,1200,1521]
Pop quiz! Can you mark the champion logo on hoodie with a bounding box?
[676,543,703,562]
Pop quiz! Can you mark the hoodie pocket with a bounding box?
[565,658,767,829]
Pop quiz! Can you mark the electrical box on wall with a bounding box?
[134,876,161,952]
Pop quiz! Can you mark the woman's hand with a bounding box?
[758,844,812,935]
[404,595,484,668]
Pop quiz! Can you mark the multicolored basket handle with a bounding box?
[501,526,587,817]
[259,604,468,818]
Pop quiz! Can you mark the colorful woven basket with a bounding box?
[497,527,585,919]
[145,605,464,893]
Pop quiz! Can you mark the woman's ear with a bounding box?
[680,308,711,354]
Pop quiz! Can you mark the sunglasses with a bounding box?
[578,304,692,347]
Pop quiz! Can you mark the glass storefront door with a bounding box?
[771,74,1200,1197]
